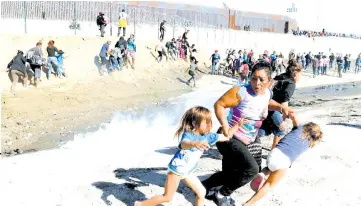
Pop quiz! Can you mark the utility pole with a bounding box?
[74,2,77,35]
[23,1,27,33]
[109,2,112,36]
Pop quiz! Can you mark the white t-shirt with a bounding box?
[119,12,127,20]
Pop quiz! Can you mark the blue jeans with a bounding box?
[57,64,64,76]
[258,111,285,137]
[356,64,360,74]
[47,57,59,78]
[212,60,218,74]
[322,65,327,75]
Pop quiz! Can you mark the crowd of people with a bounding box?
[6,40,66,93]
[292,29,361,39]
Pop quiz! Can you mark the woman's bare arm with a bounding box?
[214,86,242,136]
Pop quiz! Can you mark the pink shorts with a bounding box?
[127,50,136,59]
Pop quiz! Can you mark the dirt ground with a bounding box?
[1,35,212,155]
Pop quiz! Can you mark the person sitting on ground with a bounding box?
[135,106,248,206]
[99,40,111,75]
[127,34,136,69]
[7,50,28,93]
[244,115,323,206]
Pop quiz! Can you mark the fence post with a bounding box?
[157,15,159,40]
[23,1,27,34]
[109,2,112,36]
[172,17,175,38]
[74,2,77,35]
[133,7,136,36]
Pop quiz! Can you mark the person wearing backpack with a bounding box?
[258,59,303,149]
[26,42,44,86]
[96,12,107,37]
[7,50,29,93]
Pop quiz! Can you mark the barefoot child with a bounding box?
[135,106,249,206]
[244,113,323,206]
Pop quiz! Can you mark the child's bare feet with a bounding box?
[134,201,141,206]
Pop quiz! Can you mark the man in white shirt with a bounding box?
[118,9,127,37]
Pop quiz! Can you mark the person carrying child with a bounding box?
[135,106,249,206]
[244,113,323,206]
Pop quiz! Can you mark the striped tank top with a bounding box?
[227,84,271,144]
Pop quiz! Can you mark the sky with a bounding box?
[166,0,360,34]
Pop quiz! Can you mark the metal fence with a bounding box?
[0,1,225,30]
[1,1,297,37]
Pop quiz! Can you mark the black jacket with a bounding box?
[115,37,127,50]
[272,73,296,103]
[8,54,27,74]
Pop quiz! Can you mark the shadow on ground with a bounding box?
[156,146,222,160]
[327,122,361,129]
[92,167,211,205]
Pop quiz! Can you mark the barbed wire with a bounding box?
[0,1,226,30]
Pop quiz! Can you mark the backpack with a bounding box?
[96,15,104,26]
[110,48,121,59]
[26,48,44,65]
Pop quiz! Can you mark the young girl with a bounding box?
[244,112,323,206]
[135,106,248,206]
[186,59,198,87]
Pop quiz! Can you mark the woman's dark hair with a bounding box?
[286,59,303,77]
[250,60,271,80]
[17,50,24,55]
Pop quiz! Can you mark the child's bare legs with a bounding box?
[245,169,286,206]
[250,167,271,192]
[135,172,181,206]
[183,175,206,206]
